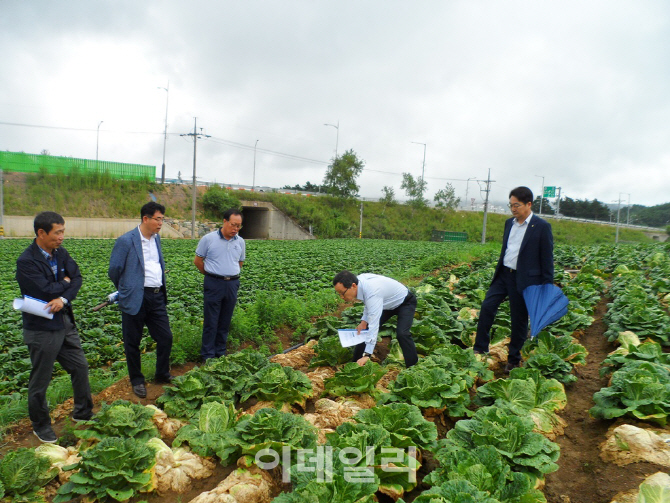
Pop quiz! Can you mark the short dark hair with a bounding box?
[333,270,359,288]
[140,201,166,219]
[34,211,64,236]
[509,186,533,205]
[223,208,242,221]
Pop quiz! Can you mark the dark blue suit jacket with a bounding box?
[492,214,554,293]
[108,227,167,316]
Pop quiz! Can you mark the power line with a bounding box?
[208,136,327,165]
[0,120,486,183]
[0,120,162,135]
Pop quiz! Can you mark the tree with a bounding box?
[322,149,364,198]
[201,186,241,220]
[379,186,396,206]
[433,183,461,221]
[303,181,323,193]
[281,181,324,192]
[531,196,554,215]
[379,186,396,215]
[558,197,576,217]
[400,173,428,209]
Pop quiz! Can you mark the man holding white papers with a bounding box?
[16,212,93,443]
[333,271,418,367]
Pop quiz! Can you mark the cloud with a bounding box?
[1,0,669,206]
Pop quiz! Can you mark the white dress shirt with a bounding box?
[503,212,533,270]
[356,273,409,354]
[139,226,163,288]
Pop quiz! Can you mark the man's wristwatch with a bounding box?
[59,296,68,305]
[362,352,372,358]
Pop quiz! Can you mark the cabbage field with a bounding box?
[0,239,669,503]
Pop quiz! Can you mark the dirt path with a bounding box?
[543,298,664,503]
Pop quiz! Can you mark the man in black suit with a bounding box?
[474,186,554,372]
[16,211,93,443]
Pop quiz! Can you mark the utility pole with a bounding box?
[158,82,169,184]
[535,174,545,215]
[555,187,562,215]
[96,121,104,164]
[252,139,259,191]
[180,118,210,238]
[626,193,631,225]
[481,169,494,244]
[464,177,475,209]
[411,142,427,201]
[615,193,623,245]
[359,201,363,239]
[0,168,4,238]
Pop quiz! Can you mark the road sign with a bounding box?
[543,186,556,198]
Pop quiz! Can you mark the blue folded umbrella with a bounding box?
[522,284,569,338]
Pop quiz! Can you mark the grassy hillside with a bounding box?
[2,172,654,244]
[243,191,652,245]
[3,171,197,219]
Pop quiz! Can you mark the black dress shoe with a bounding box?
[154,374,175,384]
[132,383,147,398]
[504,362,521,374]
[33,427,57,443]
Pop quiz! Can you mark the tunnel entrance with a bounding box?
[238,205,270,239]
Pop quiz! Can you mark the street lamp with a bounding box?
[614,193,624,245]
[158,83,169,184]
[323,121,339,158]
[411,141,427,198]
[252,139,259,191]
[535,174,545,215]
[96,121,104,163]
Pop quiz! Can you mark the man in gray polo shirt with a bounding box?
[194,209,245,361]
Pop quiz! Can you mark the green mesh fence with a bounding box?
[0,151,155,180]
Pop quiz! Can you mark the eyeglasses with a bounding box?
[338,286,350,299]
[226,222,243,229]
[150,217,165,223]
[507,203,523,209]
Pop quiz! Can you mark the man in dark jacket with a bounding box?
[16,211,93,443]
[473,186,554,372]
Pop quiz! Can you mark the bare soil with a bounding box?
[542,298,665,503]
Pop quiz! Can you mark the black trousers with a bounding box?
[122,288,173,385]
[474,268,529,364]
[353,291,419,367]
[201,276,239,360]
[24,315,93,430]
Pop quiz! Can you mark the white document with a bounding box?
[13,296,55,320]
[338,329,370,347]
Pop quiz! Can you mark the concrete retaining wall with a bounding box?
[1,202,313,240]
[1,215,182,239]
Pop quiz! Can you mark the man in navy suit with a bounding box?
[109,202,173,398]
[474,186,554,372]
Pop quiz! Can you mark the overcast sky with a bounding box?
[2,1,669,208]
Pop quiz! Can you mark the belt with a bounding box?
[144,287,162,293]
[206,273,240,281]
